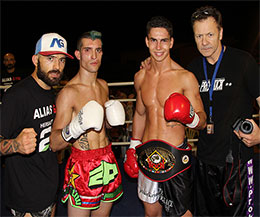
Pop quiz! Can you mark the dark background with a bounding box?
[1,0,259,82]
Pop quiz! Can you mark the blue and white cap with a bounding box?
[35,33,73,59]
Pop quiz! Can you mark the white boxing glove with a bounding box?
[62,100,104,142]
[105,100,125,126]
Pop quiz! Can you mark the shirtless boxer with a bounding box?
[124,16,206,217]
[50,31,124,217]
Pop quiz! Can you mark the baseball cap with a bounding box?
[35,33,74,59]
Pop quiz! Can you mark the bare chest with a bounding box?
[141,74,183,108]
[73,85,107,115]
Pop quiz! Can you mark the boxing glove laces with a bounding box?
[62,100,104,142]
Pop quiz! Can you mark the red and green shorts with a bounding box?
[61,144,123,209]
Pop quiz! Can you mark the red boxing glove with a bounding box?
[164,92,200,128]
[123,139,141,178]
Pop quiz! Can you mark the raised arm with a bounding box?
[183,70,207,130]
[50,87,75,152]
[132,71,146,140]
[50,85,105,152]
[0,128,37,156]
[124,70,146,179]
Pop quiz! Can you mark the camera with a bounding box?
[232,118,253,134]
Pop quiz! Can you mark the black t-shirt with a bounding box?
[1,69,24,100]
[187,46,259,166]
[1,70,23,86]
[1,76,58,212]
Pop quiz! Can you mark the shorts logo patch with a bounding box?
[68,164,80,189]
[89,161,119,189]
[63,164,82,206]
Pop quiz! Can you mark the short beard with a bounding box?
[37,61,63,86]
[6,64,15,70]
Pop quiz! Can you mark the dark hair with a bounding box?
[146,16,173,37]
[191,6,222,30]
[76,30,102,50]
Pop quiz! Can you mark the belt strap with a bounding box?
[223,149,242,207]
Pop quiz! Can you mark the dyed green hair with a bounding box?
[76,30,102,50]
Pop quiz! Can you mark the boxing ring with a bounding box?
[107,81,260,155]
[107,81,200,153]
[1,82,259,153]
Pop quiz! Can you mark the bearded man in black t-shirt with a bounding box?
[1,53,25,99]
[0,33,73,217]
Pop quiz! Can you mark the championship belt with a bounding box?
[136,140,192,182]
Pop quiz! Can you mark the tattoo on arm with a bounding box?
[0,135,20,155]
[166,122,182,128]
[78,134,90,150]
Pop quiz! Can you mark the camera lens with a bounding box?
[240,120,253,134]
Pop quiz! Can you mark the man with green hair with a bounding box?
[50,31,125,217]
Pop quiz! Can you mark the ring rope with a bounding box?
[108,81,134,86]
[107,81,201,147]
[118,99,136,102]
[1,81,258,148]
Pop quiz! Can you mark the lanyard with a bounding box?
[203,45,224,120]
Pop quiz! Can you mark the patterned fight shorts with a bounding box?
[62,144,123,209]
